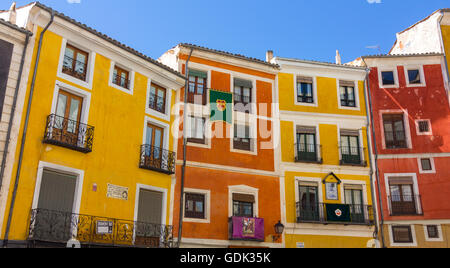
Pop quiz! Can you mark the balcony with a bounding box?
[294,143,322,164]
[388,195,423,216]
[295,202,374,225]
[339,146,367,166]
[27,209,174,248]
[139,145,176,175]
[228,216,264,242]
[43,114,94,153]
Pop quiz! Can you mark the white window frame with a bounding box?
[183,188,211,224]
[384,173,422,216]
[417,157,436,174]
[57,38,96,90]
[423,224,443,242]
[293,124,321,163]
[51,80,92,126]
[337,127,366,165]
[142,116,170,151]
[404,65,426,87]
[294,177,323,209]
[378,68,399,89]
[230,113,257,155]
[231,75,257,115]
[228,185,259,218]
[379,109,412,150]
[108,61,135,95]
[186,114,211,149]
[388,224,417,247]
[294,75,318,107]
[415,119,433,136]
[145,78,172,122]
[337,80,360,111]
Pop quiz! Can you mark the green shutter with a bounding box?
[189,69,207,79]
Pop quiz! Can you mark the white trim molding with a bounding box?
[388,224,418,247]
[182,188,211,224]
[108,60,135,95]
[228,185,259,218]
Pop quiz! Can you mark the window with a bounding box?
[420,158,432,171]
[185,193,205,219]
[295,126,318,162]
[233,78,252,113]
[112,65,130,89]
[427,225,439,239]
[389,178,418,216]
[381,71,395,86]
[417,120,430,134]
[340,132,362,165]
[188,69,207,105]
[62,44,89,81]
[233,124,251,151]
[340,81,356,107]
[149,83,167,113]
[297,76,314,104]
[407,69,421,84]
[383,114,407,149]
[232,193,255,218]
[392,226,413,243]
[345,186,364,223]
[187,116,206,144]
[55,89,83,135]
[298,185,319,222]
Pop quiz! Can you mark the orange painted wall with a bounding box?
[178,59,275,172]
[172,166,281,242]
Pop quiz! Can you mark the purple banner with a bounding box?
[230,217,264,241]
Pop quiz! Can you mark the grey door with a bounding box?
[34,169,77,242]
[135,189,164,247]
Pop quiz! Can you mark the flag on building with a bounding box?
[210,89,233,124]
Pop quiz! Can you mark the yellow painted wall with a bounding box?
[278,72,366,116]
[441,25,450,83]
[1,27,177,241]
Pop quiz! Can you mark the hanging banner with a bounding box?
[210,89,233,124]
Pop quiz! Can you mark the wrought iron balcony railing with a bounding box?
[139,145,176,175]
[27,209,174,248]
[339,146,367,166]
[43,114,94,153]
[112,74,130,89]
[295,202,374,225]
[294,143,322,163]
[388,195,423,216]
[62,55,88,81]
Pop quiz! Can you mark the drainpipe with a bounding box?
[177,48,193,248]
[361,58,386,248]
[0,31,32,190]
[3,11,54,248]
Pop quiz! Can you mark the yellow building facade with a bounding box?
[273,57,377,248]
[0,3,185,248]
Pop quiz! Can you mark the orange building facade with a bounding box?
[159,44,283,248]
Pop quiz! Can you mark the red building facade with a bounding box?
[363,54,450,247]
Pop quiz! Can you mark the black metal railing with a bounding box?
[384,131,408,149]
[62,55,87,81]
[294,143,322,163]
[139,145,176,175]
[297,95,314,104]
[340,146,367,166]
[295,202,374,225]
[43,114,94,153]
[112,74,130,89]
[27,209,174,248]
[388,195,423,216]
[341,99,356,107]
[148,92,166,113]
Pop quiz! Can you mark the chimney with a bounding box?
[266,50,274,63]
[8,2,17,24]
[335,50,342,65]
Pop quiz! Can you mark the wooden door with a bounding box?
[144,123,164,169]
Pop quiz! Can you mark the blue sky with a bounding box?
[6,0,450,64]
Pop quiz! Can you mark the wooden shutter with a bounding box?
[37,170,77,213]
[389,177,413,185]
[340,80,355,87]
[297,126,316,134]
[233,193,255,203]
[234,78,253,88]
[137,189,163,224]
[297,76,313,83]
